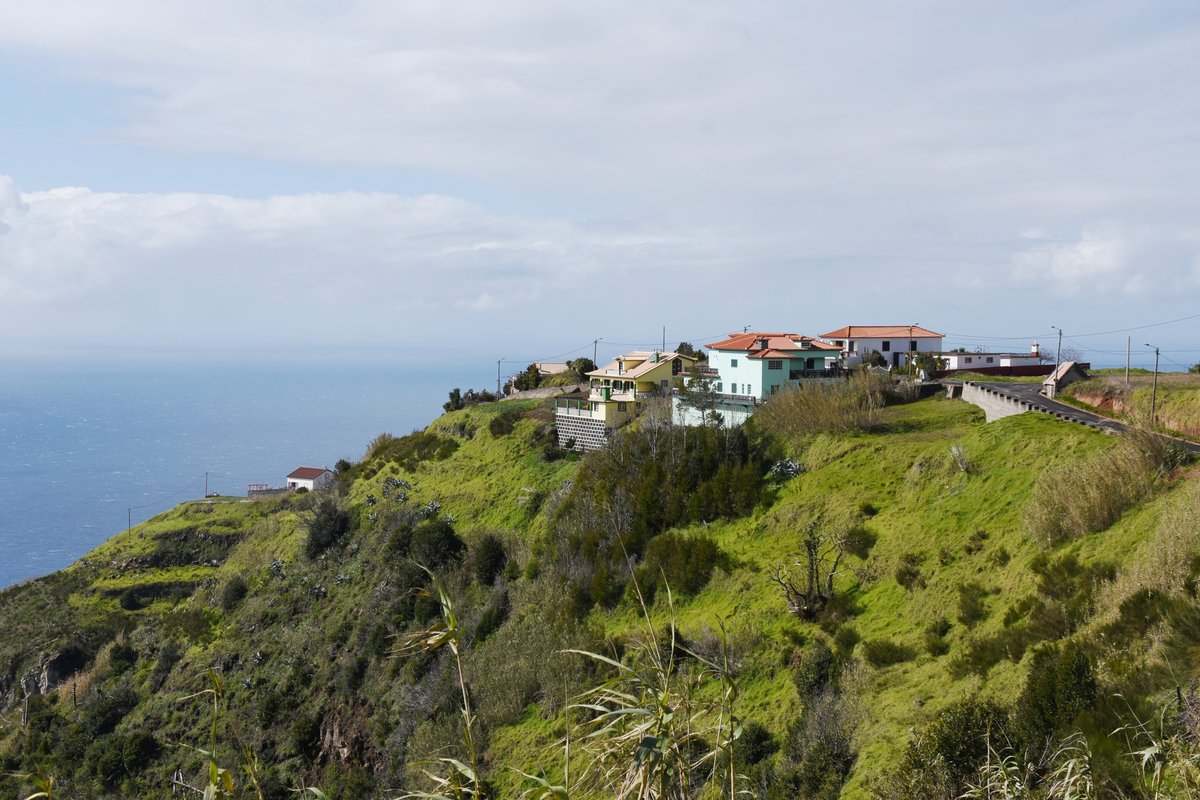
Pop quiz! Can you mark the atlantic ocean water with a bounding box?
[0,356,492,589]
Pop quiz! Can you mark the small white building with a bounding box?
[940,344,1043,372]
[287,466,335,492]
[820,325,945,369]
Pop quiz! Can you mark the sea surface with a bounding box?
[0,356,491,589]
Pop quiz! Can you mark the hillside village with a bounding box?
[522,324,1064,451]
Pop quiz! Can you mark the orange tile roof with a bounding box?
[820,325,943,339]
[707,332,835,352]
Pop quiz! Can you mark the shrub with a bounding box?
[1012,641,1096,749]
[473,589,510,643]
[473,533,507,586]
[924,617,952,656]
[736,721,779,766]
[304,497,352,558]
[890,697,1010,798]
[148,640,182,691]
[791,638,835,698]
[488,410,521,437]
[958,581,989,627]
[288,710,323,761]
[219,574,248,610]
[833,625,860,654]
[637,531,722,599]
[894,553,925,590]
[861,638,915,668]
[409,518,466,570]
[108,640,137,674]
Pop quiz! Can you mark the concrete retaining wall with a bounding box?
[505,384,587,402]
[961,383,1033,422]
[556,415,608,451]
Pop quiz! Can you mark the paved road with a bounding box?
[977,381,1200,454]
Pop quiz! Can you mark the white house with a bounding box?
[820,325,944,369]
[287,466,335,492]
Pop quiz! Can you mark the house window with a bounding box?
[731,358,739,367]
[768,360,782,370]
[834,340,844,348]
[909,340,917,351]
[986,357,994,363]
[848,341,857,352]
[591,402,599,410]
[716,382,723,392]
[617,402,627,412]
[881,341,891,352]
[661,379,668,388]
[965,357,973,364]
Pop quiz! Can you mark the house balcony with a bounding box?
[555,397,606,420]
[788,367,845,380]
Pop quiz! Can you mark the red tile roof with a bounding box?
[707,332,837,352]
[288,466,331,480]
[820,325,943,339]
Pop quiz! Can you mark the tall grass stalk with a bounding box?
[393,565,484,800]
[564,571,745,800]
[178,669,267,800]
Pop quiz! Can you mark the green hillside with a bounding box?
[2,389,1198,799]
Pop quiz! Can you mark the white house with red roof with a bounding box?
[705,332,842,400]
[286,466,335,492]
[820,325,944,369]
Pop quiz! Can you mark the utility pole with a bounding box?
[662,326,666,354]
[128,507,132,535]
[1145,343,1160,425]
[1126,337,1131,386]
[496,357,503,396]
[204,471,208,497]
[909,323,917,374]
[593,338,601,366]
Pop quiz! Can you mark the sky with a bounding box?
[2,1,1199,371]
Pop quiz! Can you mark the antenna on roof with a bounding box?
[743,324,751,332]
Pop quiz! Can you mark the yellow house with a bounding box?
[555,350,698,450]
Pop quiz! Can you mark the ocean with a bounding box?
[0,355,491,589]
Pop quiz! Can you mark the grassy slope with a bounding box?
[1065,372,1200,439]
[1,394,1191,798]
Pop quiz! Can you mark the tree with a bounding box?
[680,371,723,428]
[568,357,596,377]
[513,363,542,392]
[860,350,887,369]
[1190,362,1200,374]
[675,341,703,359]
[769,516,868,620]
[444,388,464,412]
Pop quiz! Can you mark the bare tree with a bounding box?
[769,516,865,620]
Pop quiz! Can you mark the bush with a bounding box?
[890,697,1010,798]
[488,410,521,437]
[108,640,137,674]
[894,553,925,590]
[861,638,914,668]
[148,640,182,691]
[1012,641,1096,749]
[219,574,248,611]
[924,617,952,656]
[637,531,722,599]
[957,581,988,627]
[474,534,507,586]
[833,625,860,654]
[409,518,466,570]
[304,497,352,558]
[791,638,835,698]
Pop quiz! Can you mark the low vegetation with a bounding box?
[2,391,1200,799]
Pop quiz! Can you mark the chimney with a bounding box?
[1031,341,1040,357]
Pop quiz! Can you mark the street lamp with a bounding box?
[1144,343,1160,425]
[908,323,918,374]
[497,357,503,396]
